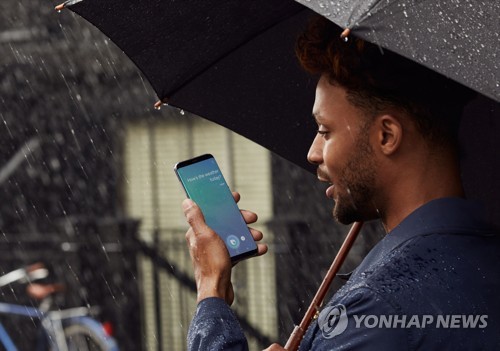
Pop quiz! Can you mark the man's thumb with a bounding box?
[182,199,208,233]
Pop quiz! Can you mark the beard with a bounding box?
[333,130,377,224]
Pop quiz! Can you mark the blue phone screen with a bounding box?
[176,155,257,260]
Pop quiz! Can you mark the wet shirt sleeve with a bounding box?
[188,297,249,351]
[299,287,410,350]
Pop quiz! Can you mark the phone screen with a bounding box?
[174,154,258,261]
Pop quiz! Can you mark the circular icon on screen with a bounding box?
[226,235,240,249]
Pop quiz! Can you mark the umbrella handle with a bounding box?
[284,221,363,351]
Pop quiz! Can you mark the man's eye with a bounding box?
[317,130,329,136]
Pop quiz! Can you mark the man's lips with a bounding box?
[317,169,334,198]
[316,168,329,182]
[326,184,335,198]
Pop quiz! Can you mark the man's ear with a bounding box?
[374,114,403,155]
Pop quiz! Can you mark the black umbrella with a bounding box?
[55,0,500,225]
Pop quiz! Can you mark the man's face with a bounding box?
[307,76,378,224]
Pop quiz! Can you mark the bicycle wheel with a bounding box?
[63,322,118,351]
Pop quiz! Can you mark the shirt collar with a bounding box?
[354,197,494,274]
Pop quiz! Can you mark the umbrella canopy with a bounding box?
[56,0,500,225]
[297,0,500,103]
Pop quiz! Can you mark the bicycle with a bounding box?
[0,263,119,351]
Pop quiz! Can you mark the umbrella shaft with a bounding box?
[284,221,363,351]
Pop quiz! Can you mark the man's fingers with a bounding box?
[248,228,267,256]
[232,191,241,203]
[249,227,263,241]
[241,209,258,224]
[256,243,268,257]
[183,196,267,258]
[182,199,210,234]
[263,343,286,350]
[230,192,258,224]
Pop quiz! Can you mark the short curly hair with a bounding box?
[296,15,475,147]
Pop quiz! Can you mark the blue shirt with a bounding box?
[188,198,500,350]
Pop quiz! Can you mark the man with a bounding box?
[183,16,500,350]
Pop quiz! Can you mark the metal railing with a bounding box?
[136,228,274,350]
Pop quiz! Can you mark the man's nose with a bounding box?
[307,134,323,165]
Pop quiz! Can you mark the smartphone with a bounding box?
[174,154,258,262]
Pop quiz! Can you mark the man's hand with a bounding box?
[263,344,286,350]
[183,192,267,305]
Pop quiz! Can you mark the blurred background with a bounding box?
[0,0,384,349]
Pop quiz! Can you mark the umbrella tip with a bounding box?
[340,28,351,42]
[55,0,83,12]
[55,3,65,11]
[154,99,169,110]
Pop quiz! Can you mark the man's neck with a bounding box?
[378,148,464,233]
